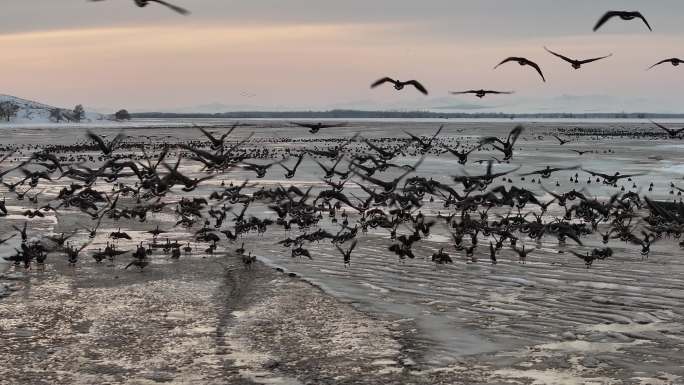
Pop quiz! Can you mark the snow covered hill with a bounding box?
[0,94,106,124]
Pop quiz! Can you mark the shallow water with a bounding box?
[1,119,684,377]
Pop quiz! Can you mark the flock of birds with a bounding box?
[0,5,682,277]
[369,10,679,97]
[1,120,684,275]
[85,2,680,97]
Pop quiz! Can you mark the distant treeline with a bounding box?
[130,110,684,120]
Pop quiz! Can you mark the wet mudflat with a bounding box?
[1,120,684,384]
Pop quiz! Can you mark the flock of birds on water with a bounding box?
[1,120,684,274]
[1,4,683,277]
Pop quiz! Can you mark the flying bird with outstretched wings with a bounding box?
[544,47,612,69]
[371,77,428,95]
[450,90,514,98]
[494,57,546,82]
[647,58,684,70]
[593,11,651,32]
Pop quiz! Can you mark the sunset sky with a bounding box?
[1,0,683,113]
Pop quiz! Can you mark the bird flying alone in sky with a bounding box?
[450,90,514,98]
[494,57,546,82]
[647,58,684,70]
[544,47,613,70]
[89,0,190,15]
[593,11,651,32]
[371,77,429,95]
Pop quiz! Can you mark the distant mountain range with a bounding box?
[131,110,684,120]
[134,93,684,116]
[3,94,684,123]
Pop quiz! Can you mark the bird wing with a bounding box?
[109,133,125,152]
[86,130,109,153]
[179,144,222,163]
[544,47,575,64]
[519,169,546,176]
[578,53,613,65]
[524,59,546,82]
[350,167,389,189]
[490,165,521,178]
[582,169,609,179]
[371,77,396,88]
[198,126,220,144]
[403,130,426,145]
[554,165,580,172]
[150,0,190,15]
[0,150,16,164]
[404,80,429,95]
[479,136,504,147]
[293,153,305,169]
[651,120,675,134]
[494,57,519,69]
[485,90,514,95]
[289,122,316,129]
[568,250,589,260]
[593,11,620,31]
[320,122,348,128]
[508,125,524,145]
[393,156,425,184]
[349,240,358,254]
[334,243,345,256]
[0,234,17,244]
[634,12,652,31]
[219,123,238,141]
[647,59,673,70]
[645,197,682,224]
[615,172,645,180]
[450,90,477,95]
[313,159,332,173]
[429,125,444,143]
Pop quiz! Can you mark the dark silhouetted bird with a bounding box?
[290,121,348,134]
[371,77,428,95]
[648,58,684,70]
[450,89,513,98]
[494,57,545,82]
[593,11,652,32]
[544,47,612,69]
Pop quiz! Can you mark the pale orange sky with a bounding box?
[1,0,683,112]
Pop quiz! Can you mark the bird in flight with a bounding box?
[593,11,651,32]
[450,90,513,98]
[552,134,572,145]
[89,0,190,15]
[371,77,428,95]
[647,58,684,70]
[494,57,546,82]
[570,149,592,156]
[651,121,684,138]
[86,130,125,156]
[290,121,348,134]
[544,47,612,70]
